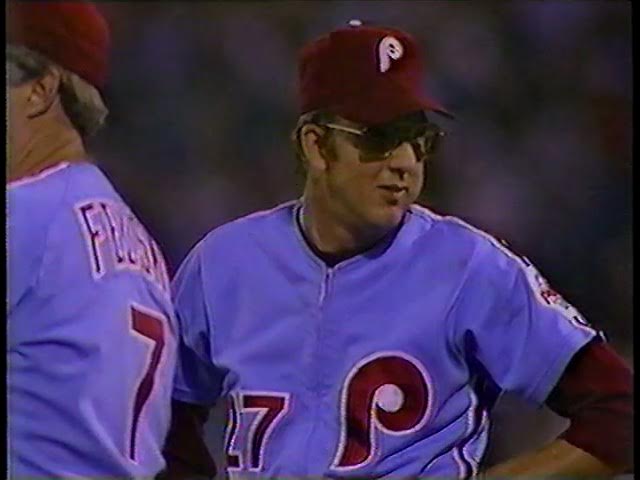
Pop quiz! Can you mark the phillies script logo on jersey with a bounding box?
[520,259,593,331]
[529,269,573,311]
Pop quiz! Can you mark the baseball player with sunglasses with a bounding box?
[162,22,632,479]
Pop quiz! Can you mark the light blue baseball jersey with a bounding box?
[172,200,600,479]
[8,162,178,479]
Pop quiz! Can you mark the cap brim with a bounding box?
[420,96,455,120]
[331,83,454,126]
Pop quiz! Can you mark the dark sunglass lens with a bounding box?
[362,127,400,153]
[421,129,444,156]
[353,120,444,161]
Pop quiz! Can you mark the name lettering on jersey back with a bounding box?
[75,200,170,295]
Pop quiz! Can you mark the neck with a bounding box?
[300,195,398,259]
[9,124,87,182]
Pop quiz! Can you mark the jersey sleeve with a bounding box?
[171,244,226,406]
[458,239,600,405]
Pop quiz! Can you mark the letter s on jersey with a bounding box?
[223,352,434,472]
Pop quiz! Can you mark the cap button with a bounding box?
[348,19,363,27]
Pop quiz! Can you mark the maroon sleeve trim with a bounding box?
[545,339,633,472]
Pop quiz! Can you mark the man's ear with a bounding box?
[300,124,329,173]
[25,68,61,118]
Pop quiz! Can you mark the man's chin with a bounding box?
[368,204,408,230]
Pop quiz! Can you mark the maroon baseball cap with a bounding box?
[298,20,453,126]
[6,1,110,90]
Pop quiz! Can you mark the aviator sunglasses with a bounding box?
[321,111,445,163]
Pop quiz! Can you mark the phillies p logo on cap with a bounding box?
[297,22,454,125]
[378,36,404,73]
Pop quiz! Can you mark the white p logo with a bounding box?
[378,36,404,73]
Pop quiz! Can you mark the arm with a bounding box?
[158,244,225,479]
[484,340,633,478]
[455,239,632,478]
[158,400,217,480]
[483,439,614,478]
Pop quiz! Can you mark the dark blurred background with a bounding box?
[88,1,631,474]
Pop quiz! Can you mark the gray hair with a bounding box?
[7,44,108,137]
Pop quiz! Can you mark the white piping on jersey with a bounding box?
[463,395,481,477]
[450,386,491,479]
[293,201,364,307]
[452,447,468,479]
[469,413,490,472]
[293,200,407,290]
[462,410,490,477]
[190,199,302,273]
[292,202,326,271]
[318,269,331,307]
[291,202,330,306]
[410,205,599,337]
[7,161,71,190]
[453,390,479,479]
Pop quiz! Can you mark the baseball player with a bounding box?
[7,2,177,478]
[162,23,632,479]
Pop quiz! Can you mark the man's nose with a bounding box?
[385,142,419,176]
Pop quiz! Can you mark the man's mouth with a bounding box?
[378,185,408,194]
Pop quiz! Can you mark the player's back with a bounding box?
[8,162,177,479]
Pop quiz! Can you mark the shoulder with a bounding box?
[57,162,122,204]
[8,162,128,243]
[8,163,75,240]
[8,161,118,214]
[7,162,74,204]
[193,200,297,258]
[8,163,78,302]
[408,204,524,282]
[172,200,296,300]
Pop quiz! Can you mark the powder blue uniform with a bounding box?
[8,162,177,479]
[172,201,599,478]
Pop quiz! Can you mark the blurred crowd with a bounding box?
[90,1,632,359]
